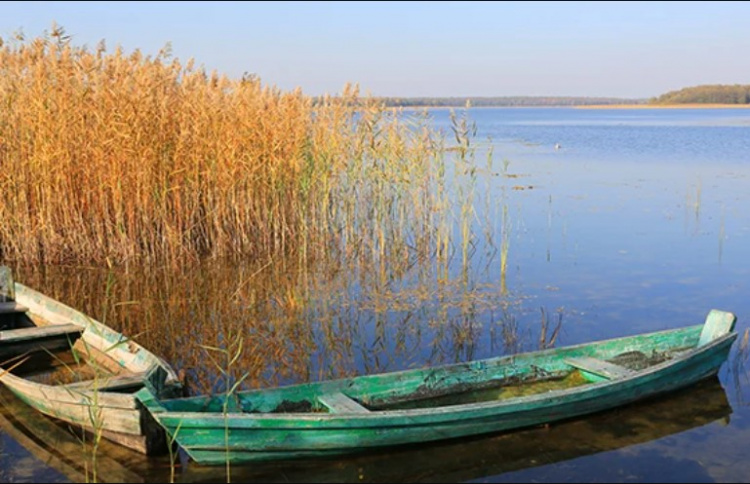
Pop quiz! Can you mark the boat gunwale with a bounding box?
[10,282,180,387]
[0,369,140,410]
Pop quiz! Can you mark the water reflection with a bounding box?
[9,252,538,398]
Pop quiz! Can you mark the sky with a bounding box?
[1,1,748,99]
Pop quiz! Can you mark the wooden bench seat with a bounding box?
[565,356,634,380]
[61,372,147,392]
[319,392,370,413]
[0,323,83,343]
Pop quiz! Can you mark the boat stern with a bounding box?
[699,310,737,347]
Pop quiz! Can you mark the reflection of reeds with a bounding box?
[14,248,536,396]
[500,309,520,355]
[500,204,510,295]
[538,307,563,350]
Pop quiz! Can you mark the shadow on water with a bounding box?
[0,376,731,483]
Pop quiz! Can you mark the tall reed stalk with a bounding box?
[200,332,248,482]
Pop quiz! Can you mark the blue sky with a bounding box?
[1,1,748,98]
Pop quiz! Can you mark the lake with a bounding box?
[1,107,749,482]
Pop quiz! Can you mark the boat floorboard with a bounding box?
[61,372,146,392]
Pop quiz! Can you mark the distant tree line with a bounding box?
[650,84,750,104]
[376,96,645,107]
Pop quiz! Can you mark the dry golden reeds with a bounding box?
[1,30,526,398]
[0,30,445,266]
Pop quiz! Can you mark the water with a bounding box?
[432,108,750,335]
[1,107,750,482]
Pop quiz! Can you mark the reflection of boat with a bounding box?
[177,375,733,482]
[0,384,168,483]
[0,267,182,454]
[139,310,737,465]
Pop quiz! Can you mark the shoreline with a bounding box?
[393,103,750,110]
[576,103,750,109]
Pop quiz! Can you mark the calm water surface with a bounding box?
[1,107,750,482]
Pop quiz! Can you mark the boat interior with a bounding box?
[0,268,145,392]
[164,329,699,416]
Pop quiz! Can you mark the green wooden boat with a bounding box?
[137,309,737,466]
[0,267,183,454]
[178,376,731,483]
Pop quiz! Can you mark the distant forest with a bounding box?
[650,84,750,104]
[378,96,645,107]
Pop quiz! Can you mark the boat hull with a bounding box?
[140,313,737,465]
[2,369,165,454]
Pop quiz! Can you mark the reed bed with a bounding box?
[2,30,534,398]
[0,30,444,266]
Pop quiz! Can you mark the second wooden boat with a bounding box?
[0,267,183,455]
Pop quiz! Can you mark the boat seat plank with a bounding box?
[565,356,634,380]
[0,323,83,343]
[61,372,147,392]
[318,392,370,413]
[0,302,29,314]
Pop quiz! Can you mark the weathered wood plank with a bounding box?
[62,372,146,392]
[9,380,144,435]
[1,369,139,409]
[319,392,370,413]
[565,356,634,380]
[0,323,82,342]
[77,330,153,374]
